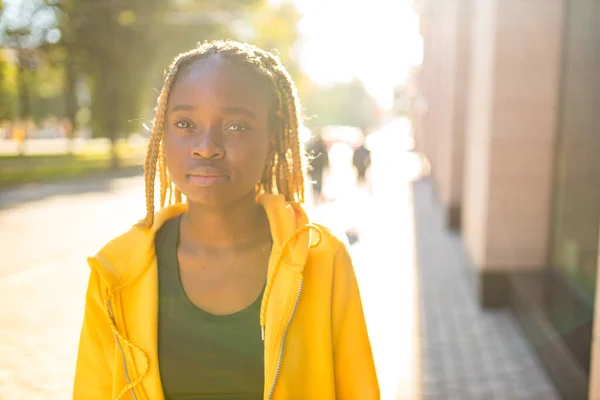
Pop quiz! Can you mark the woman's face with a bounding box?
[164,57,273,208]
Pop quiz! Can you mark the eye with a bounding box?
[174,119,195,129]
[225,122,250,132]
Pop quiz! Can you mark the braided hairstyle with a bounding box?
[137,40,307,229]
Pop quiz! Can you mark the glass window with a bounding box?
[550,0,600,302]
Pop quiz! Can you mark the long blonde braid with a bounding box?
[137,40,307,228]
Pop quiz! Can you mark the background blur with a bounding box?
[0,0,420,177]
[1,0,600,399]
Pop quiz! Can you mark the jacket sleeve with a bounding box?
[73,270,114,399]
[331,244,380,399]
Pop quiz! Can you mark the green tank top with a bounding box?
[156,215,265,400]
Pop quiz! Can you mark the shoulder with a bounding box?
[89,218,169,292]
[86,225,151,291]
[304,224,359,304]
[306,223,353,275]
[89,205,187,290]
[312,223,350,255]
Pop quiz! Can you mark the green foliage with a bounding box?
[68,1,166,139]
[68,0,270,141]
[251,1,301,72]
[0,53,16,119]
[0,0,305,145]
[247,1,316,119]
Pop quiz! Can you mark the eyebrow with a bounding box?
[222,107,257,119]
[170,105,195,113]
[169,105,256,119]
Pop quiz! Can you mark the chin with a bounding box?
[182,186,256,209]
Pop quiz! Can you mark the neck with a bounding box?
[181,192,270,249]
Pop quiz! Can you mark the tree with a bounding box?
[0,54,8,120]
[1,0,301,165]
[250,1,301,73]
[66,0,266,167]
[0,0,59,152]
[58,1,165,165]
[249,1,312,96]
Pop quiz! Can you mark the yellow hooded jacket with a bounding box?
[74,194,379,399]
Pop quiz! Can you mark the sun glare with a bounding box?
[291,0,423,109]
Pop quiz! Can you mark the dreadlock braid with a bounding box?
[137,40,307,228]
[137,64,179,228]
[158,140,168,208]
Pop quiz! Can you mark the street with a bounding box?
[0,173,145,398]
[0,119,558,399]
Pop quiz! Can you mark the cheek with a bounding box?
[236,137,270,173]
[163,134,187,175]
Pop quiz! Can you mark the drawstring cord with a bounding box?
[260,224,323,340]
[105,291,150,400]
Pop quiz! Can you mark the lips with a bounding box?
[187,175,228,186]
[187,166,228,187]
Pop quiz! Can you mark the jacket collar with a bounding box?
[88,194,319,294]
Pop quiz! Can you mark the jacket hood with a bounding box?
[75,192,379,400]
[87,193,321,294]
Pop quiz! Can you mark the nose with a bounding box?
[191,127,224,160]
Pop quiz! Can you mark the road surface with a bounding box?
[0,119,424,399]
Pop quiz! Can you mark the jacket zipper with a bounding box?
[267,279,303,400]
[107,299,137,400]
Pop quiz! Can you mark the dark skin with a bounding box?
[164,57,274,315]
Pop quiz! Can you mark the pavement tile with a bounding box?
[412,178,562,400]
[0,129,564,399]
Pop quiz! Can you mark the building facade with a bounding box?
[412,1,600,399]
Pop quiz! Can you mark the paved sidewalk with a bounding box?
[0,120,564,399]
[412,178,561,400]
[314,122,563,399]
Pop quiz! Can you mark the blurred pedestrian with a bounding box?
[61,118,75,154]
[12,120,27,155]
[306,130,329,203]
[353,140,371,186]
[74,40,379,400]
[61,118,73,139]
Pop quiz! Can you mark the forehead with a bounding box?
[168,57,274,111]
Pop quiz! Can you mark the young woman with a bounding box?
[74,40,379,400]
